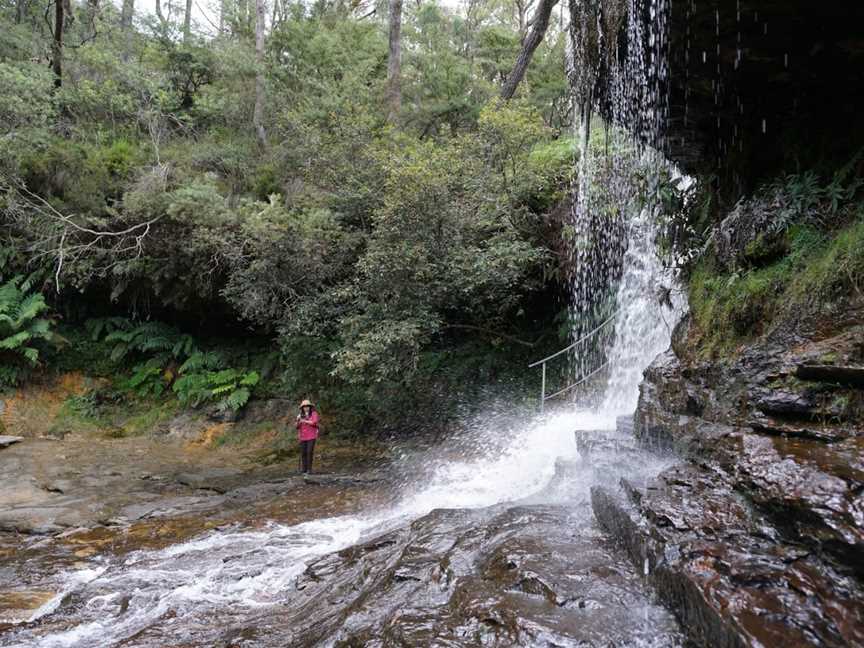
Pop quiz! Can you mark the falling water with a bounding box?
[564,0,682,409]
[2,174,685,646]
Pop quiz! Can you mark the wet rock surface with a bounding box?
[0,421,688,648]
[279,503,684,648]
[607,319,864,646]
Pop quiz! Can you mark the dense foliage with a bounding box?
[0,0,574,433]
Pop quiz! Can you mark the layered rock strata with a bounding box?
[592,320,864,647]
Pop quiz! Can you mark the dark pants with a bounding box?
[300,439,316,474]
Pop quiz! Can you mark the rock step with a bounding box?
[591,464,864,648]
[751,387,855,422]
[796,364,864,388]
[633,408,864,575]
[0,436,23,449]
[748,414,858,443]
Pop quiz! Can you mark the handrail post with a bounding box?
[540,362,546,413]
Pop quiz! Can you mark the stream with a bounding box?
[2,411,685,648]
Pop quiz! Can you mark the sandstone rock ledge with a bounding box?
[591,321,864,647]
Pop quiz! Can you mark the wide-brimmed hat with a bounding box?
[300,399,313,408]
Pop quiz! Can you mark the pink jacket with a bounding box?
[296,410,320,441]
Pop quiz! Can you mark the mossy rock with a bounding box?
[743,232,789,267]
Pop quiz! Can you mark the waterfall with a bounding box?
[563,0,682,413]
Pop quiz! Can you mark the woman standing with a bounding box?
[295,399,320,475]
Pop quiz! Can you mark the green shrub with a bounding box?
[689,215,863,356]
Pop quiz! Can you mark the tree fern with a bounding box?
[0,276,55,386]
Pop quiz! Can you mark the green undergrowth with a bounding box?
[56,391,179,439]
[42,314,554,443]
[689,216,864,356]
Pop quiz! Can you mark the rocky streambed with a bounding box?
[0,405,693,648]
[0,421,389,640]
[4,317,861,647]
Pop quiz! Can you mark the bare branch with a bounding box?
[1,175,163,291]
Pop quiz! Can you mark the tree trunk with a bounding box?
[270,0,279,28]
[51,0,64,88]
[121,0,134,60]
[154,0,168,30]
[183,0,193,41]
[500,0,559,100]
[386,0,402,124]
[238,0,249,34]
[15,0,27,23]
[121,0,134,30]
[252,0,267,146]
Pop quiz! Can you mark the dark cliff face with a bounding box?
[597,0,864,200]
[667,0,864,195]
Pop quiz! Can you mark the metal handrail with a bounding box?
[528,309,620,412]
[527,309,619,368]
[543,361,610,401]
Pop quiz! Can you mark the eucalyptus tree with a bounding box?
[386,0,402,123]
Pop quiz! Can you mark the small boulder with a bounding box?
[0,436,23,449]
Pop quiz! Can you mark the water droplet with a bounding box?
[762,118,767,134]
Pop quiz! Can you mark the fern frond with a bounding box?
[110,342,130,362]
[209,368,238,385]
[172,335,198,359]
[239,371,260,387]
[105,330,135,344]
[85,317,132,341]
[210,383,235,396]
[178,352,206,374]
[0,331,31,350]
[27,318,53,338]
[0,278,23,315]
[220,387,250,411]
[15,293,48,327]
